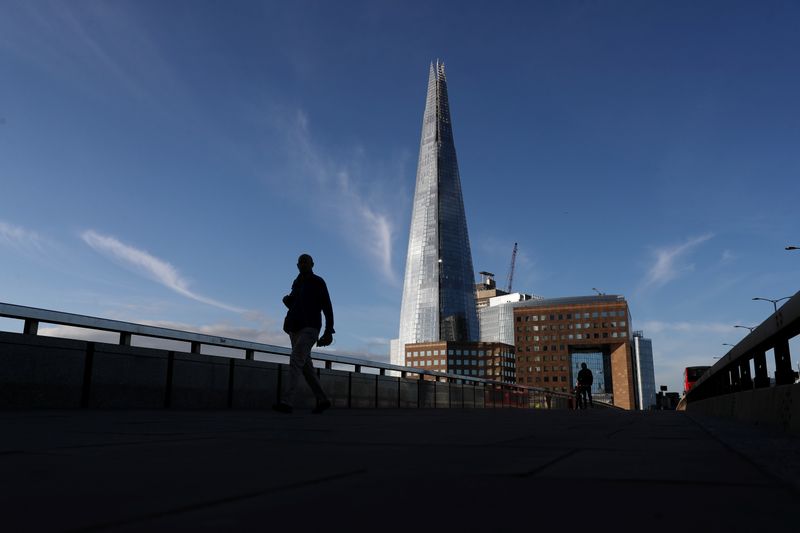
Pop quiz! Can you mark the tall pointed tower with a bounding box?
[392,61,478,365]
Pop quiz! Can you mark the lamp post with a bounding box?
[752,296,791,314]
[734,325,755,333]
[722,343,736,348]
[786,246,799,251]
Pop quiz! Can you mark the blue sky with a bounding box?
[1,0,799,393]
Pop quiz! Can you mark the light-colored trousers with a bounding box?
[281,327,329,407]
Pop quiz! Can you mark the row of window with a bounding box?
[517,321,626,332]
[519,355,569,363]
[414,368,514,378]
[521,329,626,342]
[406,349,513,358]
[406,359,515,368]
[517,310,626,322]
[518,332,628,351]
[520,366,569,373]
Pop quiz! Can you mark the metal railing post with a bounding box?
[753,351,770,388]
[773,337,794,385]
[23,319,38,335]
[739,359,753,390]
[347,372,352,408]
[729,365,741,392]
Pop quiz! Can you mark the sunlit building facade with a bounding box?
[404,341,516,384]
[391,61,478,365]
[512,295,637,410]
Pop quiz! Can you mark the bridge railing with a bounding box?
[687,291,800,403]
[0,302,608,410]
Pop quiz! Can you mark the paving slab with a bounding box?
[0,409,797,532]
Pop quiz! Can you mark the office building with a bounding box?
[391,61,478,366]
[512,295,637,410]
[632,331,657,410]
[404,341,516,384]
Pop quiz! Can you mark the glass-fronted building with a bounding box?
[632,331,657,410]
[392,61,478,365]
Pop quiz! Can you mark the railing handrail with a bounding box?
[688,290,800,399]
[0,301,577,400]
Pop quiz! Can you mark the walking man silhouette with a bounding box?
[577,362,594,408]
[273,254,333,414]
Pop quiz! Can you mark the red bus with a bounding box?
[684,366,711,393]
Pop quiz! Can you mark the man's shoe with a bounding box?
[272,402,293,414]
[312,400,332,414]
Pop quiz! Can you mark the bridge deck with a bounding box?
[2,409,798,531]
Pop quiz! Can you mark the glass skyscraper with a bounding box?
[392,61,478,365]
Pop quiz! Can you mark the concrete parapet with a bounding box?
[90,344,168,408]
[349,373,376,408]
[319,368,349,408]
[0,331,86,408]
[0,331,541,412]
[376,375,400,408]
[688,383,800,435]
[398,380,418,408]
[171,353,230,409]
[231,359,279,409]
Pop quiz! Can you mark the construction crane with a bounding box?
[505,242,518,293]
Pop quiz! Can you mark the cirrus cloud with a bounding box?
[642,233,713,289]
[81,230,245,313]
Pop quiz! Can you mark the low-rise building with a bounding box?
[404,341,516,384]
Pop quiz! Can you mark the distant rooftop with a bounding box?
[514,295,627,308]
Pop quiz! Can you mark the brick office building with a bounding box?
[404,341,516,384]
[512,295,636,409]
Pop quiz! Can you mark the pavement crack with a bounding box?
[511,448,580,478]
[66,468,368,532]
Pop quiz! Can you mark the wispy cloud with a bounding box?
[81,230,245,313]
[642,233,713,289]
[639,320,733,335]
[0,2,179,105]
[39,316,286,350]
[0,220,45,252]
[283,110,403,284]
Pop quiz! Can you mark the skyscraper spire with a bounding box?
[392,62,478,364]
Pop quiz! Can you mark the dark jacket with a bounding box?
[577,368,593,387]
[282,272,334,334]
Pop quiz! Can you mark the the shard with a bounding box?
[392,61,478,364]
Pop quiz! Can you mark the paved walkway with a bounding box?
[2,408,798,532]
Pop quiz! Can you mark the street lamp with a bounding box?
[752,296,791,314]
[786,246,799,251]
[734,325,755,332]
[722,343,736,347]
